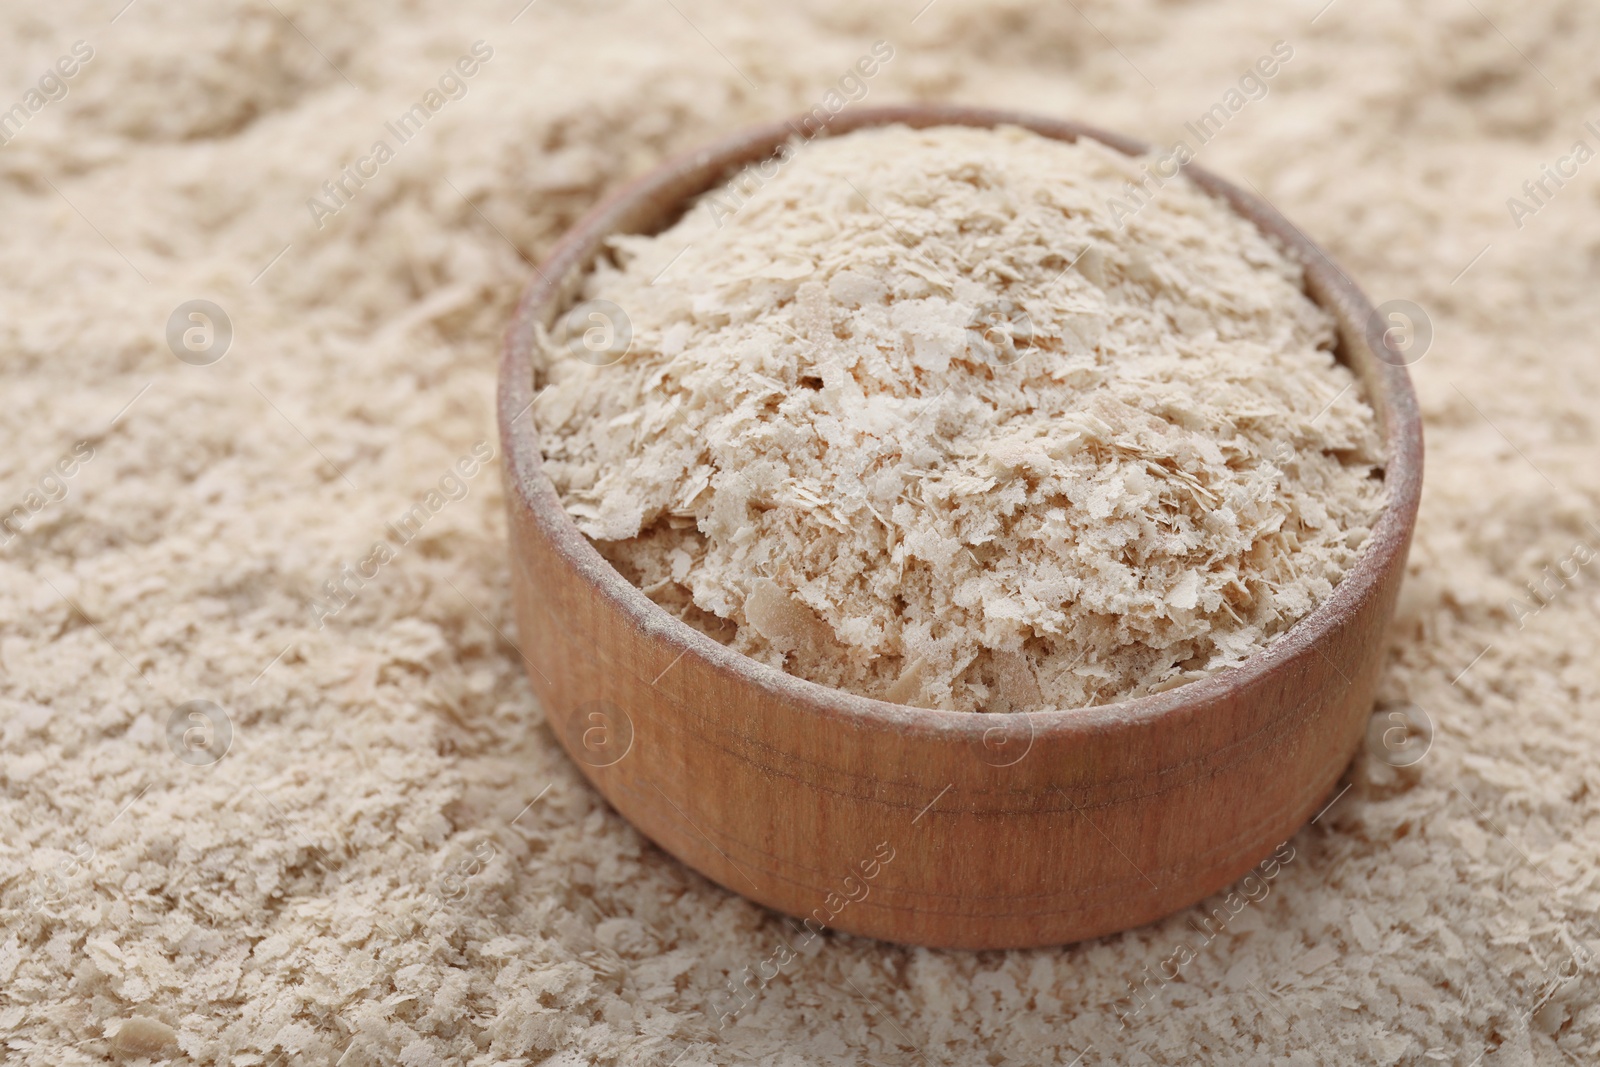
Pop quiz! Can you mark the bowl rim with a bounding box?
[498,103,1424,745]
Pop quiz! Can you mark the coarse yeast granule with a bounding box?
[532,123,1384,711]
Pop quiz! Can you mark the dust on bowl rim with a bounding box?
[498,103,1424,744]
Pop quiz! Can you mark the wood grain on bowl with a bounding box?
[497,105,1423,950]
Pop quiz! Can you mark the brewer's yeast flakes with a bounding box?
[533,124,1384,711]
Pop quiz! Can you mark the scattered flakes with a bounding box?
[6,4,1592,1065]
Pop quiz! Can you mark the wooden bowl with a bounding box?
[497,105,1423,950]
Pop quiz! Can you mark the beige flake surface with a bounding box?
[535,124,1384,710]
[1,1,1597,1064]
